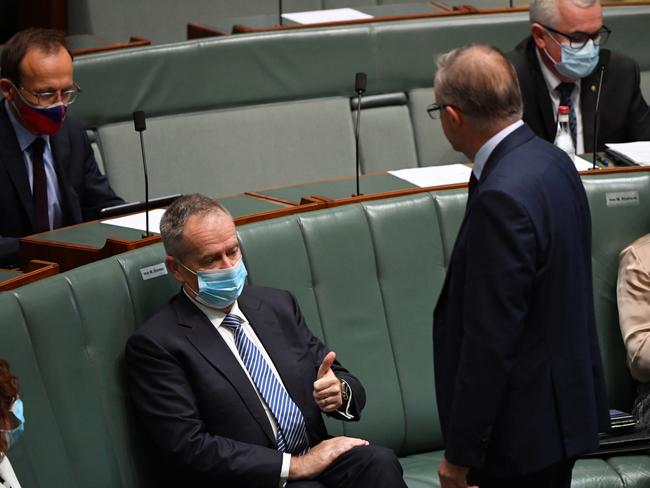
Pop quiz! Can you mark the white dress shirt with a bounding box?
[185,291,354,486]
[535,50,585,154]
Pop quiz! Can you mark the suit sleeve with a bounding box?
[75,127,124,220]
[125,331,283,486]
[0,237,20,268]
[444,190,537,468]
[625,58,650,142]
[284,290,366,421]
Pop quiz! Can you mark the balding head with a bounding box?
[434,44,523,133]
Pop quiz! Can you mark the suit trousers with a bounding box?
[287,444,407,488]
[468,459,575,488]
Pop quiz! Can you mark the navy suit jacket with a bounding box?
[433,124,609,477]
[508,37,650,151]
[0,102,123,266]
[126,285,365,488]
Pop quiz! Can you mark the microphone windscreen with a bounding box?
[133,111,147,132]
[355,72,367,94]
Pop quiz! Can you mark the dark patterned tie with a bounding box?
[221,314,309,454]
[466,172,478,212]
[556,82,577,147]
[30,137,49,233]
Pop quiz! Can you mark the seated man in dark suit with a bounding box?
[126,194,406,488]
[0,28,123,267]
[508,0,650,153]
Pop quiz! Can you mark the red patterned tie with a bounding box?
[30,137,49,233]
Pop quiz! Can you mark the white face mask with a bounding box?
[543,34,599,80]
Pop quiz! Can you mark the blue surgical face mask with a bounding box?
[2,398,25,450]
[544,37,599,80]
[181,258,247,309]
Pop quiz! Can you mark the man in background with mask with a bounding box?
[508,0,650,154]
[0,28,123,267]
[126,194,406,488]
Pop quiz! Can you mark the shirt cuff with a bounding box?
[336,379,355,419]
[279,452,291,487]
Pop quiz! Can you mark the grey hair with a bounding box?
[160,193,231,260]
[529,0,599,26]
[434,44,523,133]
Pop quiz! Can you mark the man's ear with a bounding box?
[531,23,547,49]
[166,256,184,284]
[0,78,15,100]
[445,105,463,128]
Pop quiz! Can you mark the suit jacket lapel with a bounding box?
[0,103,35,229]
[580,50,609,153]
[49,129,79,225]
[175,292,276,445]
[525,39,557,141]
[238,291,306,408]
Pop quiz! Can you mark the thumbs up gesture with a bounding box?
[313,351,343,413]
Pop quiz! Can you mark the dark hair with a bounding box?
[160,194,232,261]
[0,359,19,455]
[0,28,71,85]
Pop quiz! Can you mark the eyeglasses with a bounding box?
[542,24,611,50]
[426,103,449,120]
[15,82,82,108]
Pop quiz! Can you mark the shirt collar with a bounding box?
[535,48,580,95]
[183,287,244,326]
[473,120,524,180]
[4,98,49,152]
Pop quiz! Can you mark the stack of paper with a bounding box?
[389,164,472,188]
[605,142,650,166]
[282,8,373,25]
[101,208,166,233]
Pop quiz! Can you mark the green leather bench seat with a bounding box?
[69,6,650,200]
[1,171,650,487]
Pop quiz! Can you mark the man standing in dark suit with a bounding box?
[126,194,406,488]
[0,28,123,267]
[508,0,650,153]
[431,44,609,488]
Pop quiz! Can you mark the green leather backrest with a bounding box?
[238,192,447,454]
[583,172,650,409]
[70,6,650,129]
[0,243,177,488]
[0,171,648,485]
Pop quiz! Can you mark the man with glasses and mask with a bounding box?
[508,0,650,154]
[126,194,406,488]
[0,28,122,267]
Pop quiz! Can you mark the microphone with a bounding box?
[592,50,609,170]
[279,0,283,26]
[133,110,151,238]
[353,72,367,197]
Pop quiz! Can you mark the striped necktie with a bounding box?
[221,314,309,454]
[556,82,577,147]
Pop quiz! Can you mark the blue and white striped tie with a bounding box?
[222,314,309,454]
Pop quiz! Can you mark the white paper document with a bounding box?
[282,8,373,24]
[573,155,595,171]
[389,164,472,188]
[605,142,650,166]
[101,208,166,233]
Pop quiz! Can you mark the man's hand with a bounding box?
[438,457,477,488]
[288,436,369,480]
[313,351,343,413]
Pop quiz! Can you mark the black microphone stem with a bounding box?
[355,91,362,197]
[592,64,605,170]
[279,0,283,26]
[139,131,150,237]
